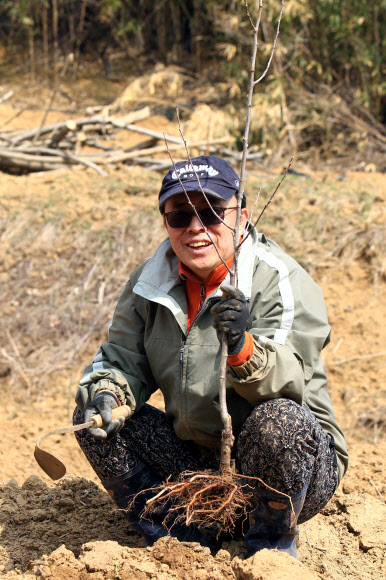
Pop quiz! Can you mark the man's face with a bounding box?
[163,191,248,281]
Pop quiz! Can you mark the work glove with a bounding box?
[84,390,125,440]
[211,283,250,355]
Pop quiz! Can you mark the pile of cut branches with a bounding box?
[0,106,232,175]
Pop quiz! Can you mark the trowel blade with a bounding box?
[33,421,93,481]
[34,446,67,480]
[33,406,131,481]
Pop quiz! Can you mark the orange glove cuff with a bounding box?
[227,331,254,367]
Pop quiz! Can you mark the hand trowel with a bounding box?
[34,405,132,480]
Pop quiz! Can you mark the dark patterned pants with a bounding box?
[74,398,338,526]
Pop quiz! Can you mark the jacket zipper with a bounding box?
[180,341,185,364]
[198,284,205,312]
[179,291,220,436]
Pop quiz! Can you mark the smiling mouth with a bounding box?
[187,241,212,248]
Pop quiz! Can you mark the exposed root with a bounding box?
[129,469,295,538]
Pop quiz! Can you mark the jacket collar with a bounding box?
[178,256,233,290]
[133,225,260,330]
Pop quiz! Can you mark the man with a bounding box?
[74,155,348,559]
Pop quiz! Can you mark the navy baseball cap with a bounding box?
[158,155,246,208]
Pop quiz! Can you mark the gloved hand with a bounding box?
[84,391,125,440]
[211,283,250,355]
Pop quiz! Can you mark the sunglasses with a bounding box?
[164,206,237,229]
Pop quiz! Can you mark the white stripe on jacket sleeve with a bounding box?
[255,247,295,346]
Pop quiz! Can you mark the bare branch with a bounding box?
[248,186,261,226]
[233,0,264,286]
[232,0,283,243]
[3,329,34,393]
[244,0,257,31]
[239,157,293,249]
[219,335,233,478]
[254,0,264,36]
[33,54,73,144]
[254,0,285,86]
[172,111,238,472]
[333,351,386,367]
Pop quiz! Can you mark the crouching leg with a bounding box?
[236,399,338,559]
[73,404,216,547]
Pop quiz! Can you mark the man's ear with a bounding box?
[240,207,249,231]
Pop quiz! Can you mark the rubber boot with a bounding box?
[244,484,308,559]
[102,461,213,548]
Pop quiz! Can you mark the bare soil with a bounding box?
[0,94,385,579]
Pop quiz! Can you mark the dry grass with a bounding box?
[109,65,193,114]
[0,169,163,401]
[248,80,386,171]
[356,406,386,434]
[331,225,386,282]
[182,104,234,142]
[1,60,385,171]
[112,70,386,170]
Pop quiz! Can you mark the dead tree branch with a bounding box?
[253,0,285,86]
[239,157,293,248]
[0,107,233,175]
[34,54,74,144]
[234,0,284,284]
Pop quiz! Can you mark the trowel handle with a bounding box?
[90,404,133,429]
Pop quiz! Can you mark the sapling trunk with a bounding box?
[217,0,285,478]
[219,335,234,480]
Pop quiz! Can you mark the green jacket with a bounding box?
[76,228,348,484]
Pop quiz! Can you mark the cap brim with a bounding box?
[159,180,237,207]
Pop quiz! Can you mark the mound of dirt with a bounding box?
[232,549,321,580]
[1,475,385,579]
[0,475,141,575]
